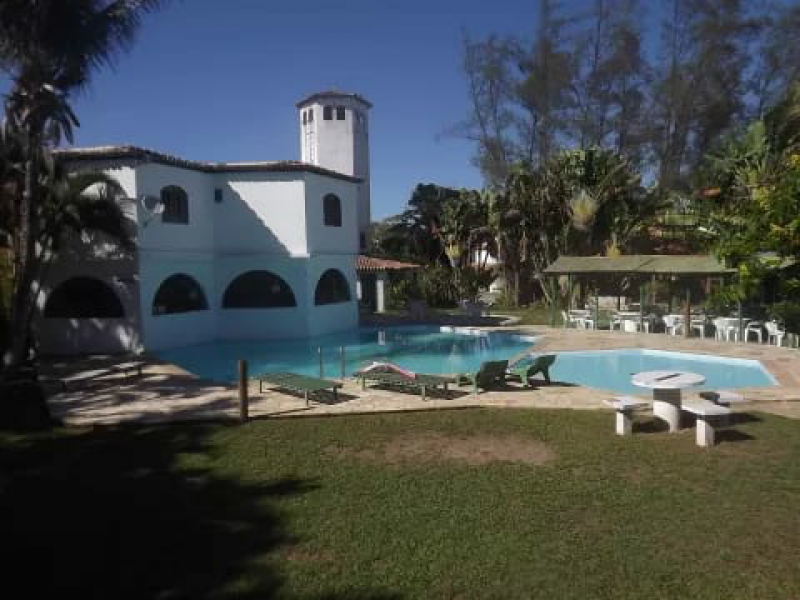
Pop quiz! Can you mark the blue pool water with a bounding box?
[157,326,538,383]
[518,349,778,394]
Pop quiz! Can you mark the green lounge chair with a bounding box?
[253,372,342,406]
[353,367,456,401]
[458,360,509,395]
[507,355,556,387]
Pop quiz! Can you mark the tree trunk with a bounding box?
[5,159,38,371]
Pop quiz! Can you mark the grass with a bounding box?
[3,409,800,598]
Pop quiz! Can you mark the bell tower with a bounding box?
[297,90,372,250]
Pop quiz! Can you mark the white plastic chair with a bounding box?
[765,321,786,346]
[744,321,764,343]
[662,315,684,336]
[713,317,734,341]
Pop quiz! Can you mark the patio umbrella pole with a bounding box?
[684,288,691,338]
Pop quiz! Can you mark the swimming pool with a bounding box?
[157,326,538,383]
[518,349,778,394]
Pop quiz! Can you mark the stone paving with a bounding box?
[45,326,800,426]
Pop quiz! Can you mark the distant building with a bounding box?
[39,91,373,355]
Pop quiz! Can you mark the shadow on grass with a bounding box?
[0,422,315,599]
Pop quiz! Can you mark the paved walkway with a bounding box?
[44,327,800,426]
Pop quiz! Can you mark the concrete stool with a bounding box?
[700,390,745,426]
[604,396,650,436]
[681,400,731,447]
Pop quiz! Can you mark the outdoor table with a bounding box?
[616,310,644,333]
[715,316,749,341]
[631,370,706,433]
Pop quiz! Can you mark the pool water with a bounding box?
[519,349,778,394]
[157,326,538,383]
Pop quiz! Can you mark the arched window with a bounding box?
[161,185,189,224]
[314,269,351,305]
[323,193,342,227]
[44,277,124,318]
[152,274,208,315]
[222,270,297,309]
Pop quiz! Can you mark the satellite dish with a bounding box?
[140,194,164,216]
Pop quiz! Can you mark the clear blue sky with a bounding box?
[3,0,656,219]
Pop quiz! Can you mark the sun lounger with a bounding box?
[353,364,456,400]
[506,355,556,387]
[458,360,509,396]
[59,360,146,391]
[252,372,342,406]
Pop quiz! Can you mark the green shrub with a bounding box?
[769,302,800,334]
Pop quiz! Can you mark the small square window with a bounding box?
[336,106,346,120]
[323,105,333,120]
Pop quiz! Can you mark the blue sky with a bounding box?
[3,0,654,219]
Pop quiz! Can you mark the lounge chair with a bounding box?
[59,360,146,391]
[353,363,456,400]
[457,360,509,396]
[253,372,343,406]
[506,355,556,387]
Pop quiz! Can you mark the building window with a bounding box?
[302,110,307,124]
[308,108,314,122]
[152,274,208,315]
[44,277,124,318]
[323,193,342,227]
[314,269,351,305]
[222,270,297,308]
[336,106,346,120]
[323,105,333,120]
[161,185,189,224]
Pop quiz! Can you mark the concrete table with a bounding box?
[631,370,706,433]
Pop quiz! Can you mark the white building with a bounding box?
[38,90,373,355]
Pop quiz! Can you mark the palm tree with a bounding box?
[0,0,164,369]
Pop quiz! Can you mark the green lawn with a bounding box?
[3,409,800,598]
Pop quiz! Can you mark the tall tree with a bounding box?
[0,0,164,369]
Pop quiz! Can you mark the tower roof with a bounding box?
[296,90,372,109]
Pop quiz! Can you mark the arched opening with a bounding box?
[222,270,297,309]
[44,277,124,318]
[323,193,342,227]
[314,269,351,305]
[161,185,189,224]
[152,274,208,315]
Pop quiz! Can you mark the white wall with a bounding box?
[216,173,307,256]
[304,173,359,255]
[138,251,216,350]
[36,258,141,355]
[214,256,311,340]
[306,255,358,337]
[135,163,216,253]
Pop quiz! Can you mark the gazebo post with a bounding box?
[567,274,573,309]
[737,298,744,343]
[684,286,691,338]
[594,282,600,331]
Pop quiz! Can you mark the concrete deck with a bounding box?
[44,326,800,426]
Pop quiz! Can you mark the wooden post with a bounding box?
[238,359,249,423]
[594,285,600,331]
[684,287,691,338]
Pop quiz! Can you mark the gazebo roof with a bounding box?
[355,255,420,272]
[544,255,735,276]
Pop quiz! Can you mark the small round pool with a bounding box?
[519,348,778,394]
